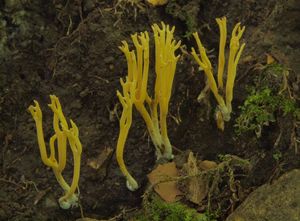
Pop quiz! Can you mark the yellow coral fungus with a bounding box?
[191,17,245,130]
[28,95,82,209]
[118,22,180,160]
[116,22,181,190]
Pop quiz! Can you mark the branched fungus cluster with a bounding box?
[116,22,181,190]
[28,95,82,209]
[191,17,246,130]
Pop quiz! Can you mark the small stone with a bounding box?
[80,88,90,98]
[71,100,82,109]
[44,196,58,209]
[103,56,114,64]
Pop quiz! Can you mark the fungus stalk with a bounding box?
[116,78,138,191]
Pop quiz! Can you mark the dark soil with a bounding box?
[0,0,299,220]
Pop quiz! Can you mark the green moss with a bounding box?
[255,63,286,92]
[235,86,299,136]
[130,196,217,221]
[235,88,277,135]
[235,62,299,136]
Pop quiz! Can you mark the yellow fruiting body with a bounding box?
[28,95,82,209]
[191,33,226,109]
[225,23,246,114]
[191,17,245,129]
[116,22,180,190]
[119,32,163,157]
[152,23,181,159]
[118,22,180,160]
[216,17,227,90]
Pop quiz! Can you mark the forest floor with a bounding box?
[0,0,299,220]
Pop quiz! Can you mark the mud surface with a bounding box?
[0,0,299,220]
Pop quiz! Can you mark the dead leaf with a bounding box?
[87,147,113,170]
[182,153,218,205]
[266,53,275,64]
[147,162,182,203]
[182,152,207,205]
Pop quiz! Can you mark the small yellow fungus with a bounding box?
[28,95,82,209]
[191,17,245,130]
[147,0,168,6]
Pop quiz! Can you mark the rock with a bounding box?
[226,169,300,221]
